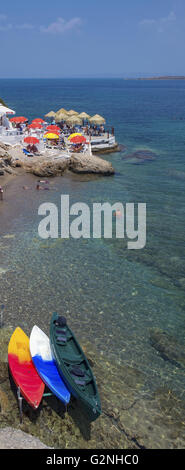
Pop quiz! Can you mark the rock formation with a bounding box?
[0,143,115,178]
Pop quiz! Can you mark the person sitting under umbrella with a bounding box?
[27,143,38,154]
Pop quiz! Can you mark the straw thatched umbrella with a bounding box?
[56,108,68,115]
[55,111,69,122]
[45,111,56,118]
[89,114,105,124]
[67,110,79,116]
[78,112,91,120]
[66,115,83,126]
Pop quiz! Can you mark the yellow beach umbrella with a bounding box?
[43,133,59,139]
[68,133,82,140]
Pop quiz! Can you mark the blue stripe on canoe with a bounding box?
[32,354,70,405]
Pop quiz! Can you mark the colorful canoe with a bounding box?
[30,325,70,405]
[50,313,101,421]
[8,327,45,409]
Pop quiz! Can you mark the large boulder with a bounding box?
[69,153,115,175]
[0,143,13,173]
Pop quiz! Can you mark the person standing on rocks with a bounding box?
[0,186,3,201]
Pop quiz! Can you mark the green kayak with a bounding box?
[50,312,101,421]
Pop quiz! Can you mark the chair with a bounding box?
[22,148,34,157]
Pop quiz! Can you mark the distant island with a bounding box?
[126,76,185,81]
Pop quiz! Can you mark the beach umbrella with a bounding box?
[0,105,15,116]
[70,135,86,144]
[24,136,39,144]
[32,118,45,124]
[56,108,68,115]
[89,114,105,124]
[55,112,68,122]
[66,116,83,125]
[43,133,59,139]
[10,116,28,123]
[78,112,91,120]
[46,125,60,132]
[67,110,79,116]
[28,123,42,129]
[68,133,82,140]
[45,111,56,118]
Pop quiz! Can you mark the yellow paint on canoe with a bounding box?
[8,327,31,364]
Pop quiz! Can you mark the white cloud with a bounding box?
[0,14,83,35]
[139,10,176,32]
[160,11,176,23]
[40,17,82,34]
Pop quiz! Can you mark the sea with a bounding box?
[0,79,185,446]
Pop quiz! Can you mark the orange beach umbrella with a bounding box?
[28,123,43,129]
[46,125,60,132]
[70,135,86,143]
[32,118,45,123]
[24,136,39,144]
[10,116,28,123]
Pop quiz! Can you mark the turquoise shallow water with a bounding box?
[0,79,185,412]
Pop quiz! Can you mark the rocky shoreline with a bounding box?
[0,142,115,180]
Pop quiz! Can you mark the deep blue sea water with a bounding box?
[0,79,185,409]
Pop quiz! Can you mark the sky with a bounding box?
[0,0,184,78]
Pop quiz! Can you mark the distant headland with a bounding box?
[125,76,185,81]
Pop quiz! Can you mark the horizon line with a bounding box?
[0,73,185,80]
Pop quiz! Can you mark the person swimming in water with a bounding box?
[113,208,122,218]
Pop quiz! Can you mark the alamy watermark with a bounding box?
[38,195,146,249]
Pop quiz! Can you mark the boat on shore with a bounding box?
[50,312,101,421]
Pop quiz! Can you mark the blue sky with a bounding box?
[0,0,184,78]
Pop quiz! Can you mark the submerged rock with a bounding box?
[122,149,157,163]
[0,327,14,363]
[150,328,185,367]
[0,386,10,414]
[168,170,185,181]
[178,278,185,290]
